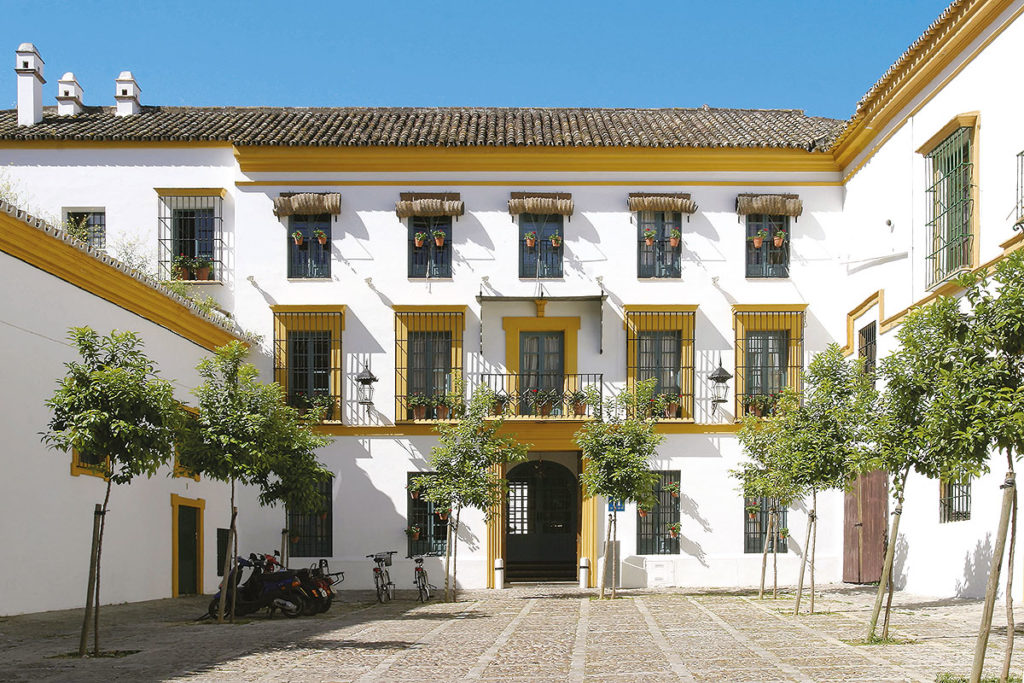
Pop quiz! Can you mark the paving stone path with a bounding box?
[1,584,1021,681]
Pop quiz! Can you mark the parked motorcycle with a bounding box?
[264,553,344,615]
[208,553,305,619]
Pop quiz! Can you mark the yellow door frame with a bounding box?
[170,493,206,597]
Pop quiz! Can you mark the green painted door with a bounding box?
[177,505,199,595]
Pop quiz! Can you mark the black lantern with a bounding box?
[355,365,378,406]
[709,357,732,412]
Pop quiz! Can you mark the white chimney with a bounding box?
[15,43,45,126]
[114,70,140,116]
[56,72,83,116]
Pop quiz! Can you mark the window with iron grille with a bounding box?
[734,310,804,415]
[925,127,974,288]
[745,214,790,278]
[940,478,971,523]
[288,214,331,278]
[216,528,229,577]
[289,476,333,557]
[743,496,788,553]
[408,473,448,556]
[158,194,224,281]
[625,310,695,419]
[272,308,343,421]
[637,471,681,554]
[395,310,464,421]
[858,321,877,386]
[409,216,452,278]
[65,210,106,250]
[519,213,563,278]
[637,211,682,278]
[1016,150,1024,230]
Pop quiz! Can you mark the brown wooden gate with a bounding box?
[843,470,888,583]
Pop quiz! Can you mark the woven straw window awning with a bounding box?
[735,193,803,217]
[395,193,465,218]
[627,193,698,214]
[273,192,342,217]
[507,192,574,216]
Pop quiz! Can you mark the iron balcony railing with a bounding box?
[475,373,602,419]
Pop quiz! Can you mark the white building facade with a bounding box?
[2,0,1023,609]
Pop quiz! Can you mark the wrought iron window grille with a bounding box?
[518,213,564,279]
[939,478,971,523]
[409,216,453,278]
[288,476,333,557]
[395,311,465,421]
[734,310,804,416]
[157,194,224,281]
[288,214,332,279]
[636,211,682,279]
[925,127,974,288]
[858,321,877,387]
[407,473,447,556]
[625,310,695,419]
[272,309,343,421]
[636,471,681,555]
[66,210,106,250]
[743,496,788,554]
[745,214,790,278]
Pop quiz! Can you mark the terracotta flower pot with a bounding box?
[492,400,506,416]
[414,238,425,248]
[291,535,300,544]
[645,238,655,246]
[410,531,420,541]
[638,509,648,518]
[195,266,211,281]
[671,491,679,499]
[178,267,192,281]
[435,405,450,420]
[572,402,586,416]
[525,238,536,248]
[669,237,680,248]
[434,236,445,247]
[318,236,328,246]
[293,235,304,246]
[538,404,552,417]
[551,238,561,248]
[748,512,756,520]
[437,511,448,521]
[773,236,784,247]
[410,489,420,500]
[664,402,679,418]
[413,405,427,420]
[669,530,679,538]
[752,236,763,248]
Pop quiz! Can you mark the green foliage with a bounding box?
[42,328,182,483]
[177,341,332,513]
[576,378,662,509]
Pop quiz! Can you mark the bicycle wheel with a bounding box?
[418,571,431,602]
[383,570,395,601]
[375,573,386,603]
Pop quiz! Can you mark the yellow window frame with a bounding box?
[70,448,109,479]
[623,305,697,420]
[732,305,807,416]
[271,305,346,422]
[394,305,466,422]
[170,493,206,597]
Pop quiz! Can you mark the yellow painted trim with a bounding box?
[733,310,805,415]
[841,290,885,356]
[580,482,598,588]
[534,299,547,317]
[0,212,241,352]
[70,448,109,479]
[392,305,468,313]
[915,112,979,155]
[272,308,345,421]
[486,462,507,589]
[270,304,347,319]
[236,179,844,188]
[731,304,809,313]
[170,494,205,598]
[235,146,839,174]
[624,309,696,419]
[623,304,699,314]
[154,188,227,198]
[502,317,581,378]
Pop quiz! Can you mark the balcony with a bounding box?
[476,373,603,419]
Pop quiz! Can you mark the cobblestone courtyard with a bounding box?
[1,584,1021,682]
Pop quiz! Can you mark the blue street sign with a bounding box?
[607,500,625,512]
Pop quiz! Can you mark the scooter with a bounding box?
[208,554,305,619]
[263,553,343,614]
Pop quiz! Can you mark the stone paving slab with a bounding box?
[2,584,1024,681]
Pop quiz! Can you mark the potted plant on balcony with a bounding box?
[407,392,431,420]
[434,394,451,421]
[524,231,537,248]
[664,480,680,499]
[567,389,587,417]
[660,392,681,418]
[491,393,511,416]
[432,229,446,247]
[193,255,212,281]
[436,508,450,522]
[414,231,428,248]
[550,232,563,248]
[292,230,304,246]
[172,253,193,281]
[643,227,657,246]
[779,526,789,540]
[666,522,681,538]
[742,393,779,418]
[749,228,768,249]
[637,506,648,518]
[669,228,681,248]
[405,525,421,542]
[313,228,328,246]
[773,228,786,248]
[534,388,562,417]
[746,504,760,520]
[407,482,421,500]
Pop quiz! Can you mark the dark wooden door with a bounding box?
[506,461,577,580]
[843,470,888,583]
[177,505,200,595]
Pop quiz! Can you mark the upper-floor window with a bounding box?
[395,308,465,421]
[858,321,877,386]
[637,471,681,555]
[625,308,695,419]
[65,210,105,250]
[925,125,974,288]
[744,496,788,553]
[157,192,224,281]
[637,211,682,278]
[288,214,331,279]
[519,213,563,278]
[271,306,344,422]
[734,308,805,416]
[939,478,971,523]
[745,214,790,278]
[288,476,333,557]
[409,216,452,278]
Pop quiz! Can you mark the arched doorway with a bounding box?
[506,460,577,581]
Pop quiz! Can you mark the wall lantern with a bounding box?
[709,357,732,413]
[355,365,378,406]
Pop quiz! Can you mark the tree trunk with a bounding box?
[217,480,237,624]
[772,509,779,599]
[230,500,238,622]
[867,469,908,640]
[882,562,895,639]
[759,512,773,600]
[611,512,619,600]
[794,503,814,615]
[810,490,818,615]
[78,504,102,657]
[444,515,453,602]
[1001,480,1017,683]
[971,471,1014,683]
[92,475,113,655]
[600,511,612,599]
[451,508,461,603]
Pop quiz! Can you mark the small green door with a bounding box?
[177,505,200,595]
[519,332,564,415]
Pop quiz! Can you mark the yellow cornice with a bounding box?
[392,304,468,313]
[0,210,241,351]
[915,112,979,155]
[271,304,347,313]
[236,179,844,188]
[623,305,699,313]
[732,304,809,313]
[155,187,227,198]
[234,145,839,174]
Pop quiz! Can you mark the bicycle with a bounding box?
[410,555,435,602]
[366,551,396,603]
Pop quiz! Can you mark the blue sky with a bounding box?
[2,1,950,119]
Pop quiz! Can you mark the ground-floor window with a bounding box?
[743,496,788,553]
[940,478,971,523]
[288,476,333,557]
[408,473,447,556]
[637,471,680,554]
